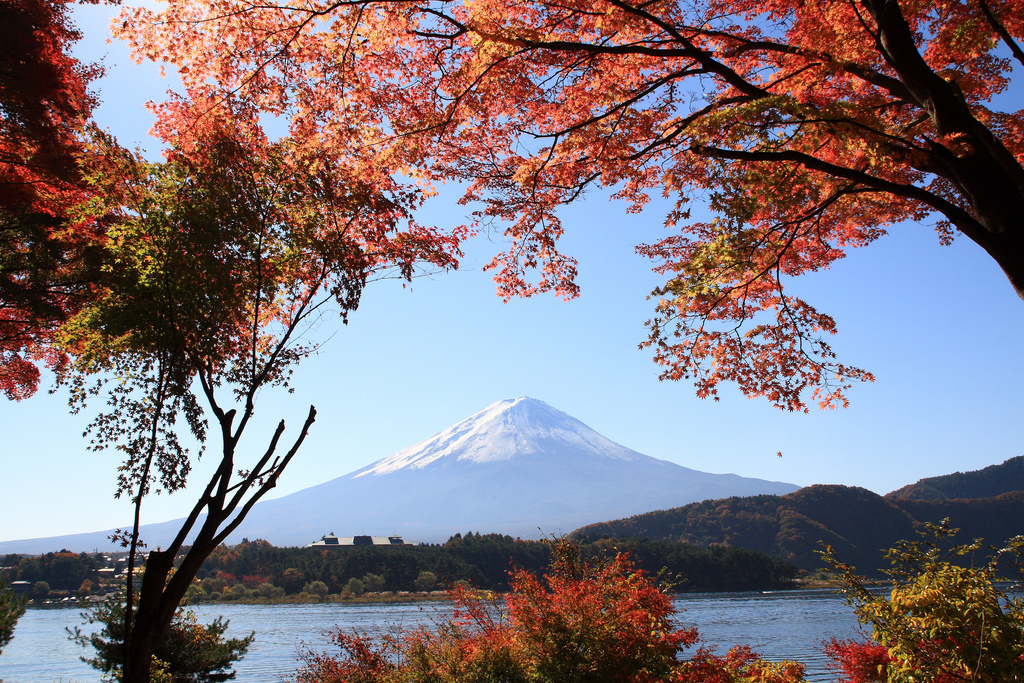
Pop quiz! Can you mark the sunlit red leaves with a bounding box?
[674,644,806,683]
[116,0,1024,410]
[294,542,809,683]
[0,346,41,400]
[1,0,104,400]
[823,638,889,683]
[505,548,696,682]
[0,0,99,209]
[297,630,398,683]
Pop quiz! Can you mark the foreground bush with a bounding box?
[0,577,27,655]
[294,540,804,683]
[71,591,254,682]
[823,522,1024,683]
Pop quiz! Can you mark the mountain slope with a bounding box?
[232,397,799,546]
[885,455,1024,500]
[0,397,799,553]
[572,484,1024,574]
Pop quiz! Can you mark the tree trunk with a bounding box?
[864,0,1024,302]
[120,405,315,683]
[123,550,176,682]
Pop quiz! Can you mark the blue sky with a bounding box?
[2,4,1022,544]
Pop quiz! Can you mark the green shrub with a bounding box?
[256,582,284,599]
[302,581,329,598]
[413,571,437,592]
[1,578,27,655]
[823,521,1024,683]
[362,573,385,593]
[227,583,249,600]
[72,591,254,682]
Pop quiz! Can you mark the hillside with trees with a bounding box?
[572,482,1024,575]
[886,456,1024,501]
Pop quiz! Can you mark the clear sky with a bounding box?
[2,4,1022,544]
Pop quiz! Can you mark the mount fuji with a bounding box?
[0,397,799,552]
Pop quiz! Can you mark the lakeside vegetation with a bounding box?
[292,534,1024,683]
[1,533,798,608]
[183,534,796,604]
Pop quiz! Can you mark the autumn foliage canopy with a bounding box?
[0,0,102,399]
[52,100,466,681]
[118,0,1024,410]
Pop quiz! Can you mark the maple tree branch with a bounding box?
[230,268,330,448]
[165,461,224,555]
[430,51,522,137]
[528,67,697,142]
[976,0,1024,68]
[689,144,981,235]
[518,34,769,100]
[866,0,1024,195]
[625,95,750,160]
[213,408,238,503]
[411,6,467,39]
[224,418,286,511]
[213,405,316,546]
[785,112,934,167]
[720,36,916,104]
[607,0,773,99]
[191,360,226,424]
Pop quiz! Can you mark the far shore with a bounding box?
[26,577,868,609]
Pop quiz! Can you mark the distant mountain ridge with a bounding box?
[0,397,799,553]
[572,483,1024,575]
[885,455,1024,500]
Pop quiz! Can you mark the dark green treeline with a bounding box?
[2,535,797,595]
[194,533,796,594]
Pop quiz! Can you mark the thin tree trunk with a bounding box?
[120,405,316,683]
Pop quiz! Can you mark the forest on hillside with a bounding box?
[572,484,1024,575]
[886,456,1024,500]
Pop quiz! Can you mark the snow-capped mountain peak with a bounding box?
[354,397,640,477]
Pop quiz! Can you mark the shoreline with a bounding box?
[27,579,863,609]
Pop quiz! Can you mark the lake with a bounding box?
[0,590,864,682]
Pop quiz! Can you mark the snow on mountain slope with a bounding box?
[357,397,649,475]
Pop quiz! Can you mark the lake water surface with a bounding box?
[0,590,863,682]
